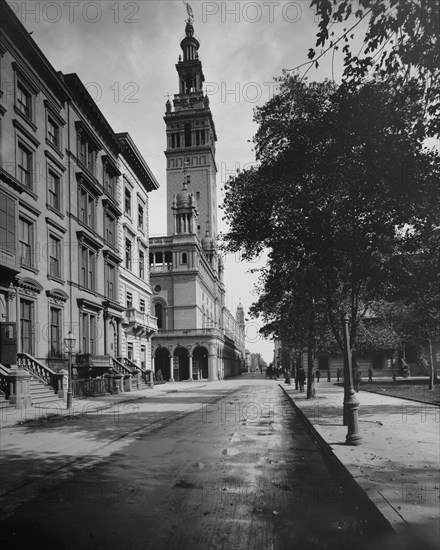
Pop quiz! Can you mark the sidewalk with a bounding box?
[0,380,208,429]
[282,380,440,550]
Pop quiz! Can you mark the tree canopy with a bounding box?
[221,74,440,353]
[307,0,439,137]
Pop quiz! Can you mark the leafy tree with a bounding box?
[222,74,439,371]
[307,0,439,136]
[251,251,336,397]
[391,230,440,387]
[355,300,413,355]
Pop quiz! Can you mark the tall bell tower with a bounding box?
[164,13,218,241]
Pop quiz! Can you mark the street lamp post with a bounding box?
[342,314,362,446]
[64,331,76,410]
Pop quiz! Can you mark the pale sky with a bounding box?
[10,0,358,362]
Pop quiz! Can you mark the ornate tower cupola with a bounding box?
[177,17,204,99]
[164,6,218,240]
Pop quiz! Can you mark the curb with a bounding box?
[279,384,398,537]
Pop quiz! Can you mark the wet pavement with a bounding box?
[0,379,396,550]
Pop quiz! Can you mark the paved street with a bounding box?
[0,377,396,550]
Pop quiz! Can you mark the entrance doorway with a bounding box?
[193,346,208,379]
[318,355,329,370]
[155,348,171,381]
[174,347,189,381]
[20,299,34,355]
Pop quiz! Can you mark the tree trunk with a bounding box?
[428,336,434,390]
[306,339,315,399]
[306,297,316,399]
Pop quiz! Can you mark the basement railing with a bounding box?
[72,377,112,398]
[0,362,10,398]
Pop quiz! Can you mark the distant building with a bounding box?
[149,16,245,381]
[245,349,251,372]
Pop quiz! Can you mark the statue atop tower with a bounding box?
[184,2,194,22]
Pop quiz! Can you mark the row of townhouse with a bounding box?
[0,3,159,402]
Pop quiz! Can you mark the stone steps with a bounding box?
[0,395,15,411]
[29,377,63,405]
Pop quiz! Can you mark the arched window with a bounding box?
[155,303,164,329]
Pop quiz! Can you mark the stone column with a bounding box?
[117,320,123,357]
[15,287,21,354]
[217,346,224,380]
[151,353,156,374]
[188,354,193,381]
[207,342,218,382]
[6,284,16,322]
[103,315,108,355]
[169,354,175,382]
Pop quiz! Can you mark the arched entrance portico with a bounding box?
[193,346,208,379]
[173,346,189,381]
[155,347,171,381]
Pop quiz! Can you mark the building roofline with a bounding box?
[62,73,121,155]
[1,2,69,103]
[116,132,160,192]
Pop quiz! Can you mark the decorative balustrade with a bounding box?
[119,356,138,371]
[16,353,59,391]
[123,308,158,331]
[75,354,111,368]
[150,264,172,272]
[157,328,220,338]
[118,356,153,386]
[72,377,112,397]
[111,357,133,376]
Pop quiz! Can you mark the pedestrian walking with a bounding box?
[297,367,306,392]
[315,368,321,382]
[336,367,341,382]
[353,362,361,392]
[284,369,291,385]
[368,367,373,382]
